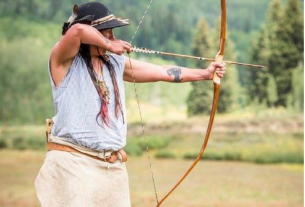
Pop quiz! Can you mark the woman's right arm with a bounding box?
[50,23,131,86]
[51,23,130,66]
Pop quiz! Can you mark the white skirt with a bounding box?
[35,150,131,207]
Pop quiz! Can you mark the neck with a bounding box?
[90,46,106,57]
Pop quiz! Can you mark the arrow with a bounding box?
[131,46,264,68]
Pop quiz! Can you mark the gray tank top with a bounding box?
[49,54,127,151]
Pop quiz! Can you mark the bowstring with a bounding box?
[129,0,155,45]
[127,0,159,205]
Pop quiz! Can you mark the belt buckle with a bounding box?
[104,150,108,161]
[96,150,109,162]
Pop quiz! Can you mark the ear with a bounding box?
[73,5,78,14]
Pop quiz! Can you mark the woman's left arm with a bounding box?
[124,58,226,83]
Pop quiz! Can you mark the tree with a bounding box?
[249,0,281,105]
[187,17,240,116]
[287,63,304,111]
[213,19,240,113]
[249,29,270,104]
[266,75,278,107]
[270,0,304,106]
[187,18,214,116]
[249,0,304,108]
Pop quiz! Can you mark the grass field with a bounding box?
[1,110,303,164]
[0,150,303,207]
[0,110,303,206]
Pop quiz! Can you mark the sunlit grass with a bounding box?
[0,109,303,206]
[0,150,303,207]
[126,100,189,123]
[0,109,303,164]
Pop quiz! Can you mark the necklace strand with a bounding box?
[94,59,110,104]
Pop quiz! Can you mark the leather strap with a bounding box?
[118,148,128,162]
[47,142,127,163]
[45,119,128,163]
[45,119,54,141]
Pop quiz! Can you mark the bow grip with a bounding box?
[213,54,223,85]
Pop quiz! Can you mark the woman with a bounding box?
[35,2,226,207]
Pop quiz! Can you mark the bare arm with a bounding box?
[124,58,226,83]
[50,24,131,86]
[51,23,130,65]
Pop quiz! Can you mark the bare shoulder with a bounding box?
[49,41,75,87]
[50,41,60,64]
[50,24,82,69]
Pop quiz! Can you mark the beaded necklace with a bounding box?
[94,59,110,104]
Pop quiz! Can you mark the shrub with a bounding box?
[155,150,176,159]
[12,137,27,150]
[124,144,143,156]
[184,151,225,161]
[183,152,198,160]
[223,151,242,161]
[202,151,225,161]
[283,152,304,163]
[138,136,170,150]
[27,137,45,150]
[0,138,8,149]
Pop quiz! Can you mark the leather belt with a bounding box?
[45,119,127,163]
[47,142,127,163]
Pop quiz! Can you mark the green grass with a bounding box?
[155,150,176,159]
[180,133,304,164]
[0,120,303,165]
[0,126,46,150]
[0,111,303,206]
[0,150,303,207]
[0,109,303,165]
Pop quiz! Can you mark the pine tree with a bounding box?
[187,18,214,116]
[270,0,304,106]
[266,74,278,107]
[249,0,281,105]
[249,29,270,104]
[187,17,240,116]
[287,63,304,111]
[249,0,303,107]
[210,19,240,113]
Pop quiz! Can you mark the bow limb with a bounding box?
[156,0,226,206]
[214,0,226,84]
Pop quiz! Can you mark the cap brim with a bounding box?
[94,19,129,30]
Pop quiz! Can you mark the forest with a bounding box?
[0,0,303,124]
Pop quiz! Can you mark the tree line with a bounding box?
[187,0,303,116]
[0,0,303,124]
[249,0,303,109]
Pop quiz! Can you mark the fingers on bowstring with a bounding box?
[123,42,132,54]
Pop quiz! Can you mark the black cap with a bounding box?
[68,2,129,30]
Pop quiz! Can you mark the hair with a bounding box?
[63,22,124,127]
[79,44,124,127]
[62,18,91,35]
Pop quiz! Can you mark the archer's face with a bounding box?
[100,29,115,40]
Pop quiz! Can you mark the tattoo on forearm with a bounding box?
[103,36,110,44]
[167,67,183,83]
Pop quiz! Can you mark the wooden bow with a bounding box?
[156,0,226,206]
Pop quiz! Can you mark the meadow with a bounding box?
[0,109,303,207]
[0,150,303,207]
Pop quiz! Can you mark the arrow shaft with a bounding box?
[131,47,264,68]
